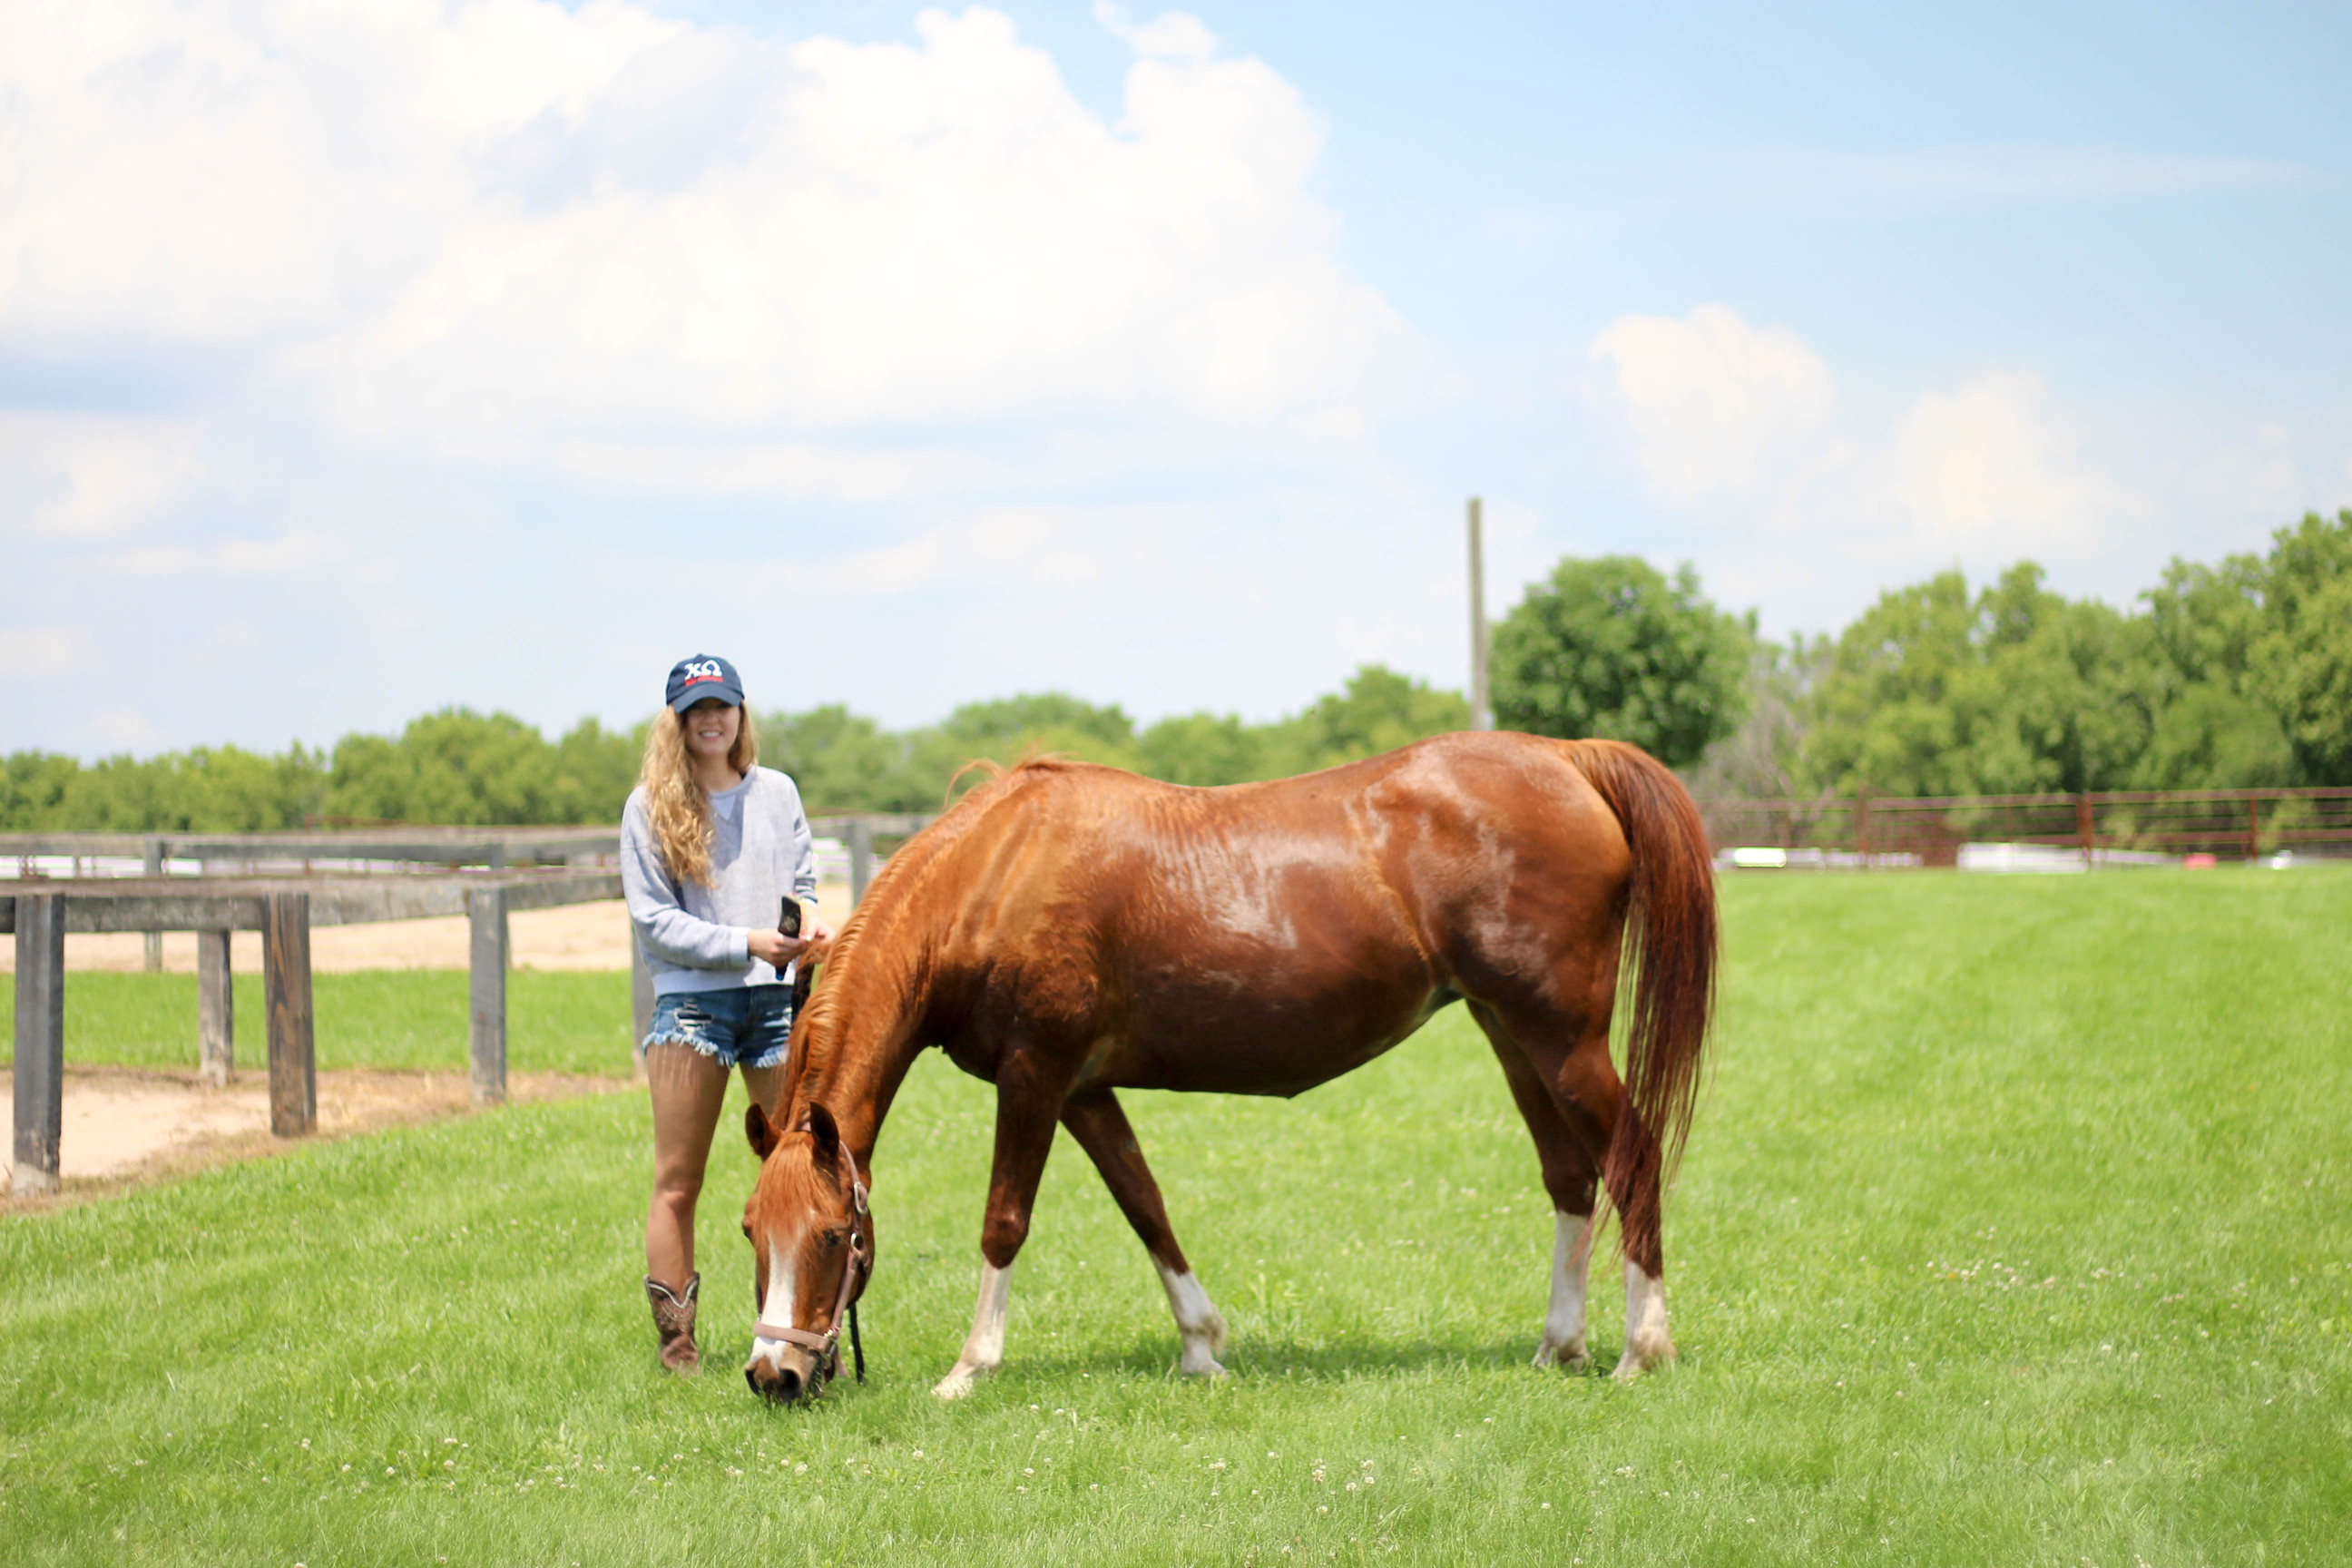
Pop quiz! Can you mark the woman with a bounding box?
[621,652,832,1372]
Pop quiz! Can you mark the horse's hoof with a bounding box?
[1611,1339,1676,1380]
[933,1364,989,1400]
[1181,1356,1229,1379]
[1534,1341,1591,1373]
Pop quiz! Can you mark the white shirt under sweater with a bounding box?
[621,766,818,995]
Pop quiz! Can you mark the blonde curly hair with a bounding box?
[638,704,760,888]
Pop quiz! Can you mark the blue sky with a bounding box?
[4,1,2347,756]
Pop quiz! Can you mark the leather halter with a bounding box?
[753,1144,870,1387]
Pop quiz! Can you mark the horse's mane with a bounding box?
[786,754,1087,1109]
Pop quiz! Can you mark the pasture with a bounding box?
[5,869,2348,1564]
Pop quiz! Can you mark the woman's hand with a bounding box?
[747,913,834,969]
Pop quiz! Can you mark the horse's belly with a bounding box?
[1093,971,1447,1097]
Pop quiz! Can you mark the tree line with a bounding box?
[0,667,1468,830]
[5,507,2344,829]
[1524,506,2352,799]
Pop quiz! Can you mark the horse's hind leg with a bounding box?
[1481,1006,1676,1379]
[1472,1004,1600,1371]
[1061,1090,1228,1377]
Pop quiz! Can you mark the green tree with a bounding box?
[325,710,563,825]
[1135,712,1268,786]
[1684,634,1833,799]
[1270,664,1471,773]
[1805,564,2161,797]
[0,751,82,828]
[2133,552,2296,789]
[905,692,1142,804]
[1489,555,1752,767]
[2251,508,2352,784]
[546,718,642,822]
[760,704,926,814]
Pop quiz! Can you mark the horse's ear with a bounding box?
[807,1102,842,1165]
[745,1101,778,1160]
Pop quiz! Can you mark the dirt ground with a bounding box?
[0,886,855,974]
[4,1064,634,1209]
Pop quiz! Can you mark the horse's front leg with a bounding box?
[935,1057,1067,1400]
[1061,1090,1227,1377]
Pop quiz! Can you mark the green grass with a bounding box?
[0,969,635,1076]
[4,869,2349,1564]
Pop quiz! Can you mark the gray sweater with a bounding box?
[621,767,818,995]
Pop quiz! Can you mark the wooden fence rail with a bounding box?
[1697,786,2352,867]
[2,870,617,1194]
[2,818,937,1194]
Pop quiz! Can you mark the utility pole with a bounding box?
[1467,496,1492,730]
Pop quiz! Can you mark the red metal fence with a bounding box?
[1695,787,2352,867]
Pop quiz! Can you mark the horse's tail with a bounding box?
[1563,739,1719,1266]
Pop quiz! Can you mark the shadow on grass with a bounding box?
[935,1330,1624,1387]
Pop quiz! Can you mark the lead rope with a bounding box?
[848,1152,869,1383]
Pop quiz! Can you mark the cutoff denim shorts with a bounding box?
[642,985,795,1071]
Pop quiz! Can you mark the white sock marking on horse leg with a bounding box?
[934,1259,1014,1400]
[1153,1260,1229,1377]
[1613,1258,1674,1379]
[1534,1210,1593,1368]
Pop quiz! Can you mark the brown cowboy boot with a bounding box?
[645,1273,701,1373]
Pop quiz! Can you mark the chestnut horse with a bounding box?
[739,730,1716,1403]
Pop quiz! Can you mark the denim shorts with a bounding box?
[642,985,795,1071]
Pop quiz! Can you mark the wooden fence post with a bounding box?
[2246,796,2260,861]
[264,892,316,1137]
[467,886,508,1106]
[198,928,234,1087]
[142,838,164,972]
[2077,793,2096,868]
[848,818,874,907]
[11,893,65,1195]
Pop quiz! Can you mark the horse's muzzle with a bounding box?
[745,1345,822,1405]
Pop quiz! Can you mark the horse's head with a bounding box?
[740,1100,872,1404]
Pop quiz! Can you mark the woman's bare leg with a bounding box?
[645,1044,731,1289]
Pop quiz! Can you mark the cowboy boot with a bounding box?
[645,1273,701,1373]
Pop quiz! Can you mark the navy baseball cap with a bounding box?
[665,654,744,712]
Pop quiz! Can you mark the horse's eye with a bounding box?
[740,1222,753,1240]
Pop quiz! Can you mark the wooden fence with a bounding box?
[1696,787,2352,867]
[3,818,934,1197]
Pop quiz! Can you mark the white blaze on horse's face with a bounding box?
[740,1100,867,1403]
[744,1220,807,1382]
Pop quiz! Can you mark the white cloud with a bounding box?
[0,624,94,679]
[78,530,351,576]
[181,618,260,670]
[89,707,168,750]
[1888,370,2122,556]
[1807,146,2309,202]
[743,503,1187,599]
[0,0,682,352]
[4,3,1400,477]
[555,439,1005,501]
[0,414,206,539]
[1589,304,1837,503]
[1583,306,2134,571]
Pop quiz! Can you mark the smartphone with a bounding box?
[778,898,802,940]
